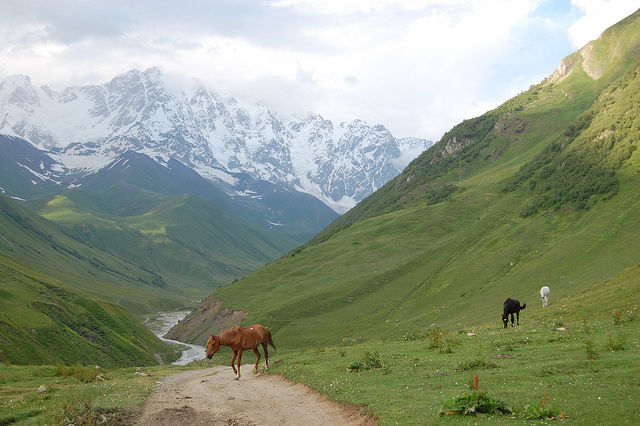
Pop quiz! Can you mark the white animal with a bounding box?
[540,286,550,307]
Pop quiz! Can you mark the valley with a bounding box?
[142,311,206,365]
[1,6,640,425]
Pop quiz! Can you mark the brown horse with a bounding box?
[206,324,277,379]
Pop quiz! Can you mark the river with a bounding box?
[144,311,207,365]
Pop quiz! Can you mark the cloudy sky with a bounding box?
[0,1,637,141]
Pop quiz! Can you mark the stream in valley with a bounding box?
[144,311,206,365]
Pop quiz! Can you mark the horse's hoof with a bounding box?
[234,376,240,380]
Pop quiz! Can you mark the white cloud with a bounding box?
[0,1,637,142]
[568,0,639,48]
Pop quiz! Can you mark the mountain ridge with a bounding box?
[0,68,432,213]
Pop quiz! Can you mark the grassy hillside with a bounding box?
[178,9,640,349]
[0,159,299,364]
[0,251,181,366]
[0,194,187,366]
[0,194,190,314]
[34,190,298,302]
[29,151,314,302]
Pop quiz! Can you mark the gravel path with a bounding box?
[135,365,377,425]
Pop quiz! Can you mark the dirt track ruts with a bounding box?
[135,365,377,425]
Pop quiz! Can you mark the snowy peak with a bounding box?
[0,68,433,213]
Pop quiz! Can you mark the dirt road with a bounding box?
[135,365,377,425]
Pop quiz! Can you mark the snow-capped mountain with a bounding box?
[0,68,432,213]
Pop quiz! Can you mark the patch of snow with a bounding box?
[0,69,433,213]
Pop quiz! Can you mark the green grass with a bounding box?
[34,192,298,303]
[197,263,640,423]
[0,194,192,315]
[3,304,638,425]
[0,252,183,367]
[254,260,640,424]
[0,363,204,425]
[267,313,640,425]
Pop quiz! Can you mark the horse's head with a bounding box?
[501,313,508,328]
[206,334,221,359]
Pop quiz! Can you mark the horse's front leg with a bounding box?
[252,348,261,373]
[235,350,243,380]
[230,350,238,375]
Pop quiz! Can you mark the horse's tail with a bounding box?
[265,328,277,351]
[520,303,527,310]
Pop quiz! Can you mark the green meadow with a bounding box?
[2,289,638,425]
[266,284,640,425]
[0,363,196,425]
